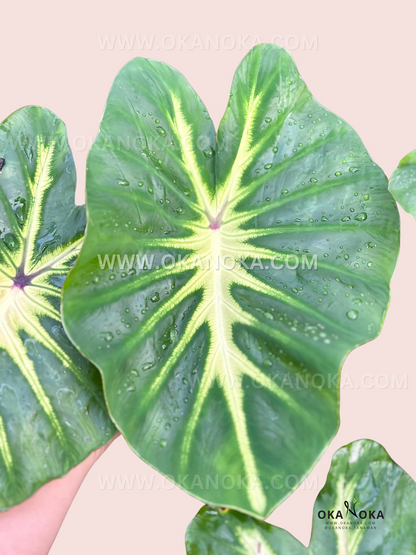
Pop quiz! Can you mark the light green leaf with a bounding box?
[389,149,416,218]
[0,106,115,509]
[62,44,399,518]
[186,440,416,555]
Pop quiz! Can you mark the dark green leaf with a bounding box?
[62,45,399,518]
[0,106,115,509]
[389,149,416,218]
[186,440,416,555]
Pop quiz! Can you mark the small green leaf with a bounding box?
[186,440,416,555]
[0,106,115,509]
[389,149,416,218]
[62,44,399,518]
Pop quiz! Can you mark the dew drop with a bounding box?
[346,310,359,320]
[142,361,155,371]
[3,232,18,251]
[11,197,26,222]
[203,146,215,158]
[354,212,367,222]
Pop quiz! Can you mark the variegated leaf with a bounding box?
[0,106,115,509]
[62,45,399,518]
[389,149,416,218]
[186,440,416,555]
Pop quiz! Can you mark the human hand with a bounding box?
[0,433,120,555]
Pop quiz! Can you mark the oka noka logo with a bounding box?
[318,497,385,520]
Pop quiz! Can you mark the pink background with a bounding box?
[1,1,415,552]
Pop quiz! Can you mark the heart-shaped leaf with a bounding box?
[389,149,416,218]
[0,106,115,509]
[62,44,399,518]
[186,439,416,555]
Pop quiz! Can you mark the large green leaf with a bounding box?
[389,149,416,218]
[62,44,399,518]
[0,106,115,509]
[186,439,416,555]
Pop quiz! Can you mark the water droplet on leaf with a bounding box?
[3,232,18,251]
[346,310,359,320]
[354,212,367,221]
[203,146,215,158]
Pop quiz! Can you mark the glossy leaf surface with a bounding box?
[389,149,416,218]
[62,45,399,517]
[0,106,115,509]
[186,440,416,555]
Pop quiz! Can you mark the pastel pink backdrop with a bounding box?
[1,1,414,553]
